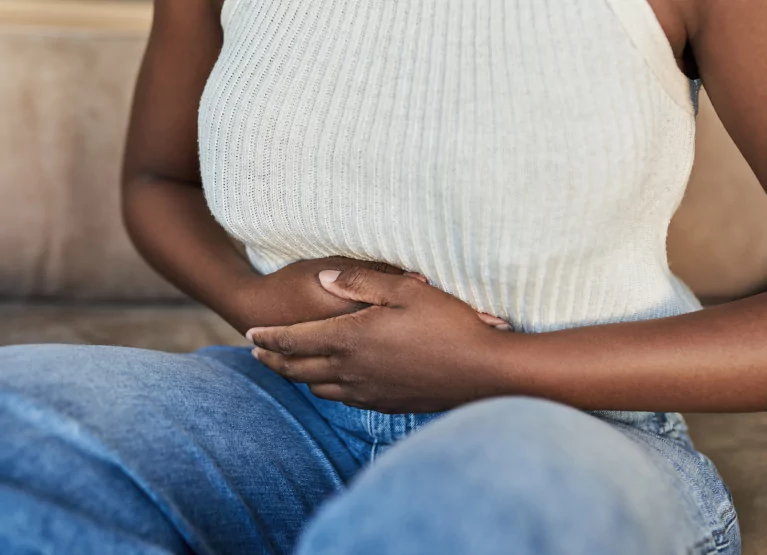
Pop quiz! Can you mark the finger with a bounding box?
[254,349,336,383]
[318,267,417,306]
[476,312,513,331]
[247,319,343,357]
[308,383,349,403]
[477,312,506,326]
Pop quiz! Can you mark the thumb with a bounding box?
[318,267,410,306]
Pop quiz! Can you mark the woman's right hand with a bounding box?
[229,260,512,335]
[229,257,404,333]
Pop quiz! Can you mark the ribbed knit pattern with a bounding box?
[199,0,701,333]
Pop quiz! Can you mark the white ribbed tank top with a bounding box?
[199,0,702,333]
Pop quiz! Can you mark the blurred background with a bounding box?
[2,1,767,551]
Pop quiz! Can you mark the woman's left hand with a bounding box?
[247,267,511,413]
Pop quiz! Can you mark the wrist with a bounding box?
[477,329,550,399]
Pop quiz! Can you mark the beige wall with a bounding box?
[0,4,765,302]
[0,3,179,300]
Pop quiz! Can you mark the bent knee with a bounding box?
[378,396,642,481]
[303,398,663,538]
[298,399,686,555]
[407,396,618,464]
[448,396,581,429]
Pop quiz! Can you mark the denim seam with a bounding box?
[621,423,736,554]
[364,409,373,437]
[366,410,379,462]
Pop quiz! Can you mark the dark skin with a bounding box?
[126,0,767,414]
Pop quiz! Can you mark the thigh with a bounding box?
[0,344,360,555]
[298,397,739,555]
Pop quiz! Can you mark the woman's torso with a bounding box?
[199,0,701,332]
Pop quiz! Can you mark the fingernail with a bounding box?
[252,347,260,360]
[319,270,341,285]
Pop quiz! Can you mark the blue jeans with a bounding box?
[0,344,739,555]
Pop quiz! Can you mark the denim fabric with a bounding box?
[690,78,702,115]
[0,344,739,555]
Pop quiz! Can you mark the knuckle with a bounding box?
[369,261,398,274]
[327,356,352,381]
[326,355,343,376]
[336,334,357,355]
[276,332,297,356]
[403,276,421,292]
[338,369,362,386]
[392,276,418,299]
[278,359,297,380]
[325,255,346,266]
[331,327,358,355]
[342,267,368,291]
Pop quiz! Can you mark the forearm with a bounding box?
[490,293,767,412]
[122,176,261,332]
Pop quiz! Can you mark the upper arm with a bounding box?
[122,0,223,186]
[687,0,767,193]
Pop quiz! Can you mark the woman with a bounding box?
[1,0,763,553]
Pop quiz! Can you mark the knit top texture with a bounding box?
[199,0,701,333]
